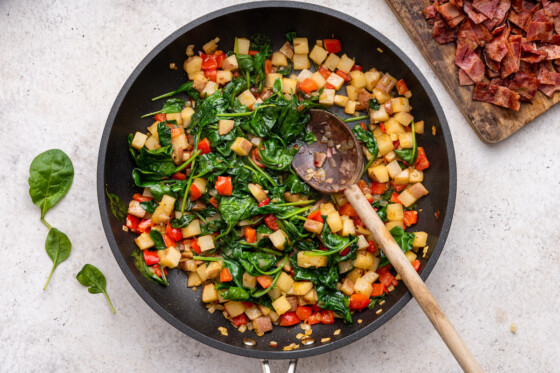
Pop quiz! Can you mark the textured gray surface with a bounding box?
[1,0,559,372]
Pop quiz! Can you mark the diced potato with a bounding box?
[383,151,397,164]
[157,247,181,268]
[271,295,291,315]
[371,107,390,123]
[398,133,414,149]
[277,272,295,293]
[413,231,428,248]
[222,55,238,71]
[292,281,313,296]
[394,111,414,126]
[192,178,207,194]
[265,73,282,88]
[184,56,202,79]
[354,250,375,270]
[409,169,424,183]
[245,305,263,321]
[147,121,159,139]
[398,189,417,208]
[243,271,257,289]
[372,88,392,104]
[230,137,252,156]
[369,164,389,183]
[320,202,336,214]
[196,263,208,282]
[319,88,335,106]
[386,220,404,231]
[323,53,340,71]
[216,70,233,85]
[144,135,160,150]
[309,45,328,65]
[346,85,359,101]
[181,107,195,128]
[282,78,297,94]
[218,119,235,136]
[326,211,343,233]
[271,51,288,67]
[202,37,219,54]
[310,72,326,89]
[415,120,425,134]
[334,95,349,107]
[293,54,310,70]
[171,135,188,160]
[346,268,364,283]
[304,219,324,234]
[135,232,154,250]
[131,132,148,150]
[192,72,208,92]
[297,69,313,82]
[201,81,218,98]
[269,229,289,250]
[247,183,267,202]
[279,41,294,59]
[236,38,250,54]
[350,70,366,89]
[394,169,410,185]
[206,261,222,279]
[202,283,219,303]
[357,235,369,250]
[197,235,215,252]
[336,54,355,73]
[325,73,345,91]
[268,286,282,300]
[340,278,355,295]
[338,260,353,274]
[152,195,176,223]
[408,183,429,199]
[344,100,358,115]
[341,219,356,237]
[391,97,411,113]
[259,305,271,316]
[181,219,201,239]
[303,288,318,304]
[384,118,405,135]
[354,277,373,296]
[387,204,404,221]
[362,270,379,283]
[293,37,309,54]
[225,301,246,317]
[297,251,328,268]
[385,160,401,179]
[364,69,382,91]
[166,113,183,126]
[376,134,394,156]
[187,272,202,287]
[405,250,417,263]
[128,200,146,219]
[268,310,280,322]
[238,90,257,109]
[185,44,195,57]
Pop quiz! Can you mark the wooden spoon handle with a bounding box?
[344,185,482,373]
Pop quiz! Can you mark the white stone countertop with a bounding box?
[2,0,559,372]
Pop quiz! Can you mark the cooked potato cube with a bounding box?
[398,189,417,208]
[222,55,238,71]
[245,305,263,321]
[405,250,417,263]
[265,73,282,88]
[171,132,188,154]
[147,121,160,139]
[202,37,219,54]
[309,45,328,65]
[413,231,428,248]
[192,178,207,194]
[369,165,389,183]
[201,81,218,98]
[350,70,366,89]
[394,169,410,185]
[341,219,356,237]
[230,137,252,156]
[131,132,148,150]
[277,272,294,293]
[320,202,336,215]
[354,277,373,296]
[415,120,425,134]
[408,183,429,199]
[394,111,414,126]
[236,38,250,54]
[293,37,309,54]
[158,247,181,268]
[325,73,344,91]
[216,70,233,85]
[398,133,414,149]
[371,107,390,123]
[357,235,369,250]
[197,235,215,252]
[196,263,208,282]
[346,268,364,283]
[181,219,201,238]
[385,160,401,179]
[144,135,160,150]
[409,169,424,183]
[387,204,404,221]
[297,251,328,268]
[391,97,411,113]
[296,69,313,82]
[271,51,288,67]
[376,134,394,156]
[202,283,219,303]
[218,119,235,136]
[304,219,324,235]
[303,288,318,304]
[326,211,343,233]
[269,229,289,250]
[310,71,326,89]
[184,56,202,79]
[323,53,340,71]
[362,270,379,283]
[384,118,405,135]
[135,232,154,250]
[364,69,382,91]
[272,295,292,315]
[372,88,392,104]
[187,272,202,287]
[354,250,375,270]
[205,261,222,279]
[282,78,297,94]
[344,100,358,115]
[293,54,310,70]
[336,54,355,74]
[346,85,359,101]
[292,281,313,296]
[319,88,335,106]
[238,89,257,109]
[279,41,294,59]
[180,107,195,128]
[225,301,246,317]
[248,183,267,202]
[128,200,146,219]
[268,286,282,300]
[243,272,257,289]
[386,220,404,231]
[340,278,355,295]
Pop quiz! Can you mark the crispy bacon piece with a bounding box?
[473,82,521,110]
[472,21,494,45]
[455,41,485,82]
[501,35,522,78]
[437,2,466,28]
[457,20,481,51]
[484,0,511,31]
[464,2,488,24]
[526,18,554,41]
[459,68,475,85]
[485,27,511,62]
[472,0,500,19]
[508,71,540,101]
[512,0,523,13]
[433,20,457,44]
[508,9,532,31]
[423,5,438,19]
[540,45,560,60]
[542,0,560,17]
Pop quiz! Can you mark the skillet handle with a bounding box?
[261,359,298,373]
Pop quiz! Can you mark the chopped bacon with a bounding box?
[508,9,533,31]
[537,65,560,85]
[455,42,486,82]
[512,0,523,13]
[501,35,522,78]
[433,20,457,44]
[437,2,466,28]
[521,42,549,63]
[457,20,481,51]
[508,71,540,101]
[540,45,560,60]
[472,22,494,45]
[555,17,560,34]
[542,0,560,17]
[538,83,560,97]
[484,0,511,31]
[526,18,554,41]
[485,28,511,62]
[472,0,500,19]
[473,83,521,110]
[423,5,438,19]
[459,68,475,85]
[464,2,488,24]
[484,49,502,72]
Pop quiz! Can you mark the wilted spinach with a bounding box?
[132,249,169,286]
[152,81,200,101]
[394,121,417,164]
[105,189,128,223]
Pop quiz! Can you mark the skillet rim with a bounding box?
[96,0,457,360]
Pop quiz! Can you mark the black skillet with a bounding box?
[97,2,457,371]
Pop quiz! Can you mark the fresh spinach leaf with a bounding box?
[219,194,258,235]
[132,249,169,286]
[76,264,116,314]
[220,286,251,301]
[284,174,310,194]
[371,200,388,222]
[170,214,196,228]
[302,131,317,145]
[105,189,128,223]
[285,32,296,42]
[316,285,352,323]
[352,125,379,159]
[43,228,71,290]
[141,98,185,118]
[149,230,167,250]
[250,33,272,53]
[379,226,415,267]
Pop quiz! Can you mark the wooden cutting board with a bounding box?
[386,0,560,143]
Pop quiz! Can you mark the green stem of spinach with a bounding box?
[193,211,207,224]
[257,247,284,256]
[278,206,312,220]
[141,109,166,119]
[41,218,52,230]
[343,115,369,123]
[255,256,288,275]
[361,156,376,178]
[305,237,358,256]
[275,200,314,207]
[43,263,56,291]
[252,270,282,297]
[192,256,222,262]
[104,291,116,314]
[245,158,277,187]
[174,149,201,173]
[293,215,309,222]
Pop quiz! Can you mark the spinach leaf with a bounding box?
[28,149,74,219]
[250,33,272,52]
[258,138,298,171]
[285,32,296,42]
[222,258,245,289]
[43,228,71,290]
[394,121,417,164]
[369,98,380,110]
[219,194,258,234]
[141,98,185,118]
[371,200,388,222]
[316,285,352,323]
[140,200,157,213]
[152,81,200,101]
[302,131,317,145]
[368,294,386,309]
[320,222,352,252]
[105,188,128,223]
[129,134,176,177]
[149,230,167,250]
[196,153,229,176]
[284,174,310,194]
[236,54,254,74]
[132,249,169,286]
[248,105,281,137]
[352,125,379,159]
[220,286,251,301]
[157,122,172,147]
[170,214,196,228]
[76,264,116,314]
[190,92,228,131]
[379,226,415,267]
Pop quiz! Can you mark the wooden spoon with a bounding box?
[293,110,482,373]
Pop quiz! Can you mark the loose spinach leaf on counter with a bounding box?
[133,249,169,286]
[76,264,116,314]
[105,189,128,223]
[394,121,417,164]
[152,81,200,101]
[28,149,74,219]
[43,228,72,290]
[149,230,167,250]
[352,125,379,159]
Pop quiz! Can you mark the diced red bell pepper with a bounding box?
[349,293,370,310]
[198,138,212,154]
[370,182,387,195]
[256,275,273,289]
[162,234,176,248]
[379,122,386,132]
[378,269,396,288]
[242,302,254,308]
[220,268,233,282]
[133,193,152,202]
[166,222,183,242]
[265,59,273,74]
[339,203,358,218]
[258,197,270,207]
[339,247,350,256]
[357,180,370,194]
[138,219,155,233]
[320,310,335,324]
[126,214,140,233]
[244,227,256,243]
[143,250,159,266]
[299,78,318,94]
[172,172,187,180]
[367,241,377,253]
[403,211,418,227]
[190,184,202,201]
[323,39,342,53]
[215,176,233,196]
[232,313,248,326]
[351,65,363,71]
[215,51,226,68]
[204,68,217,82]
[154,113,167,122]
[307,312,322,325]
[325,83,336,90]
[318,66,331,79]
[396,79,409,95]
[336,69,351,82]
[393,140,400,149]
[264,214,280,230]
[295,306,312,321]
[248,50,259,56]
[279,312,301,327]
[201,53,218,70]
[191,238,201,254]
[370,283,384,297]
[151,264,167,278]
[415,147,430,171]
[390,192,401,204]
[307,210,324,223]
[354,217,364,227]
[391,181,406,192]
[251,148,265,168]
[209,196,219,209]
[412,259,421,271]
